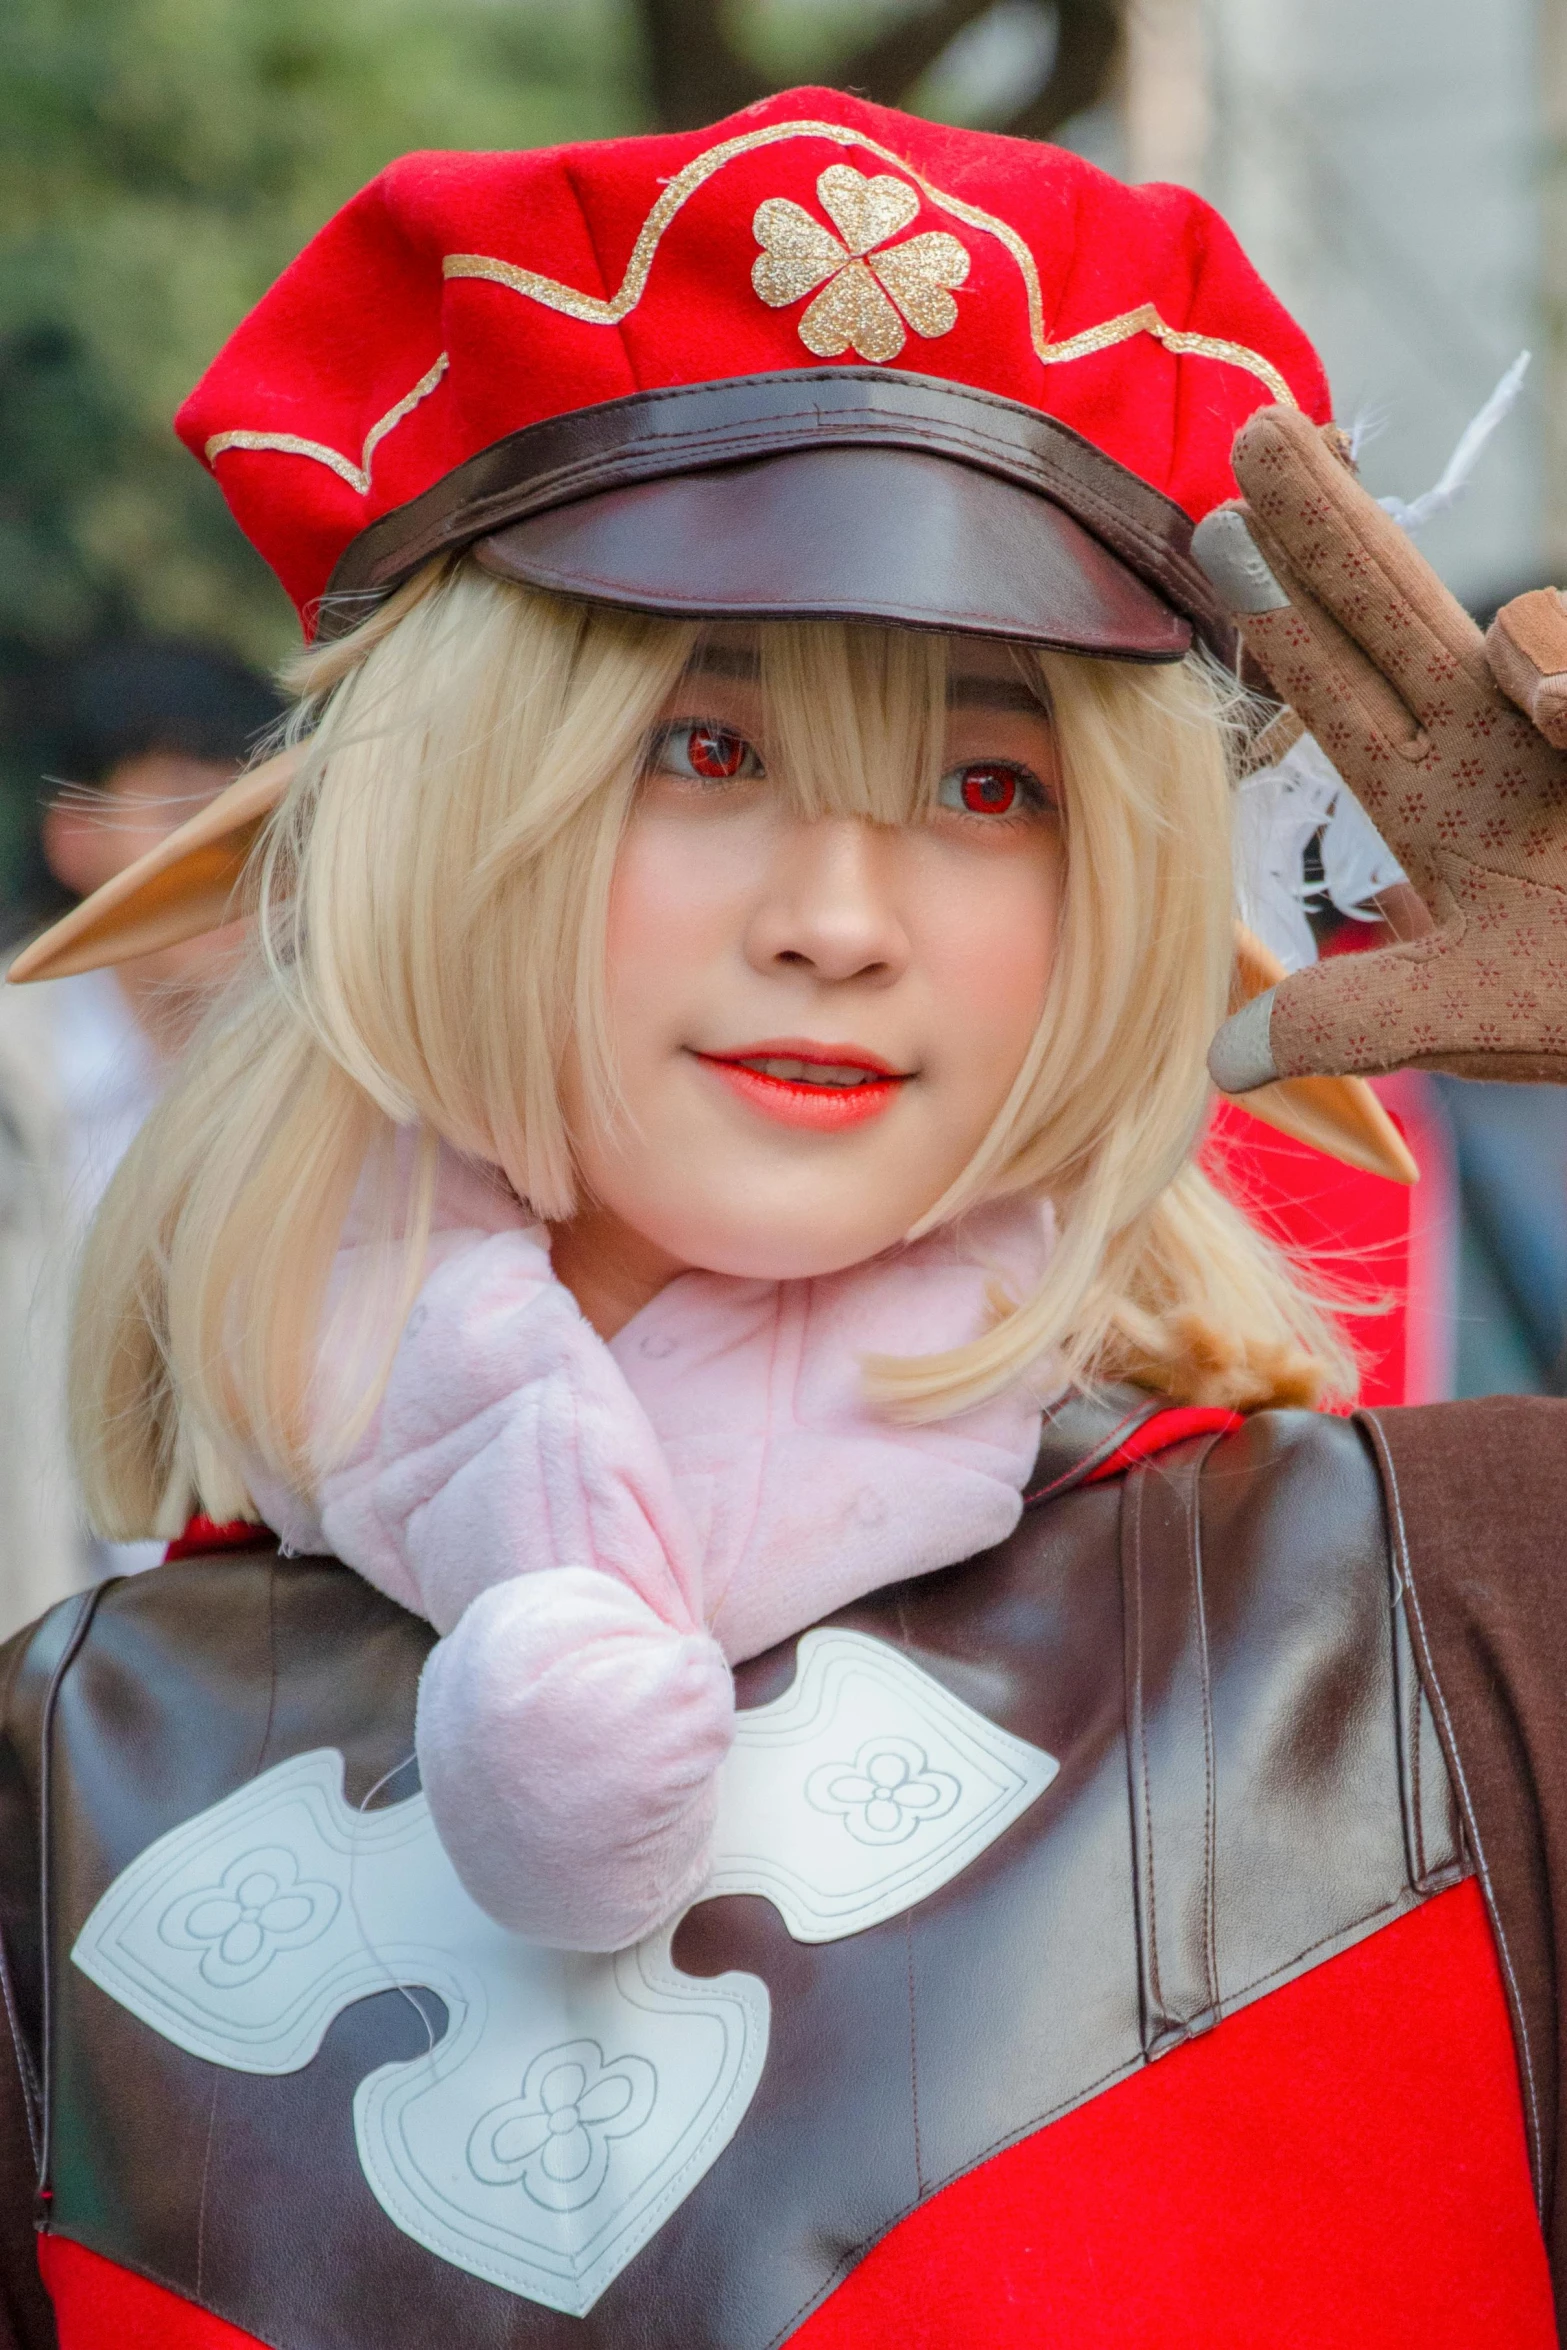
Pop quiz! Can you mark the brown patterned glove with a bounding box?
[1193,403,1567,1092]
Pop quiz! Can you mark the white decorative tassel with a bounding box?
[1235,733,1406,974]
[1376,350,1531,537]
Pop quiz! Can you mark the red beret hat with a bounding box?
[177,86,1331,659]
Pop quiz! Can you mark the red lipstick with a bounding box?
[692,1038,911,1132]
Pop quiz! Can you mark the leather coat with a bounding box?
[0,1395,1563,2349]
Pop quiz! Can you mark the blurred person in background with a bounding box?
[0,641,282,1630]
[1418,589,1567,1398]
[1430,1073,1567,1391]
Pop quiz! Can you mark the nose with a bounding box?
[743,818,911,988]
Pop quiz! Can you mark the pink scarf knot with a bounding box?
[256,1152,1053,1950]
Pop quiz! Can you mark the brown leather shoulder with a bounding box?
[1116,1408,1464,2038]
[0,1592,104,2350]
[1360,1397,1567,2326]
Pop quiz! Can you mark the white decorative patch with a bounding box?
[73,1630,1054,2312]
[711,1630,1057,1939]
[355,1921,764,2311]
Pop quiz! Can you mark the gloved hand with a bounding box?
[1192,402,1567,1091]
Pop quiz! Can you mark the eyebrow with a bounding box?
[946,676,1051,715]
[676,648,1050,715]
[681,644,762,682]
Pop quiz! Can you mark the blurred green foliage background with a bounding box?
[0,0,644,868]
[0,0,1114,902]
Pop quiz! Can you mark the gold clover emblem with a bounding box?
[752,164,970,364]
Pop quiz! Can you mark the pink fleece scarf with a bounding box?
[256,1152,1053,1951]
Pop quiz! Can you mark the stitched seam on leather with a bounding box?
[583,364,1193,503]
[1023,1400,1154,1503]
[1408,1614,1429,1885]
[1217,1887,1431,2014]
[1360,1410,1546,2200]
[193,2073,220,2300]
[0,1928,39,2117]
[0,1632,33,1758]
[904,1914,924,2199]
[253,1563,279,1778]
[0,1623,43,2146]
[36,1584,107,2197]
[1187,1443,1221,2017]
[1129,1468,1165,2025]
[0,1927,39,2173]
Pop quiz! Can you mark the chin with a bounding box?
[646,1198,919,1285]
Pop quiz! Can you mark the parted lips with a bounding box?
[1197,405,1567,1090]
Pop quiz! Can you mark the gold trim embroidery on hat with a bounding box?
[751,166,969,363]
[205,352,450,495]
[442,118,1298,408]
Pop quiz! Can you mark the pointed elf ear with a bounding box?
[6,746,299,985]
[1227,924,1417,1186]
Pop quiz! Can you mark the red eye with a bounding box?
[687,725,748,780]
[651,720,765,785]
[959,764,1017,814]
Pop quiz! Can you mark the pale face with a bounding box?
[552,635,1063,1329]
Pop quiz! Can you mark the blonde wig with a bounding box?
[71,560,1357,1538]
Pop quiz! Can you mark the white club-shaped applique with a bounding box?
[73,1629,1057,2315]
[752,165,971,363]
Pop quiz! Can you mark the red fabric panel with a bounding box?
[162,1516,270,1563]
[1081,1405,1241,1482]
[790,1879,1553,2348]
[1371,1070,1459,1404]
[1206,1092,1432,1410]
[42,1883,1552,2349]
[38,2236,265,2349]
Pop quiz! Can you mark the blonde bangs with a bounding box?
[759,621,947,828]
[70,561,1355,1538]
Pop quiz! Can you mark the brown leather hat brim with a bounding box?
[472,445,1191,659]
[321,371,1232,656]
